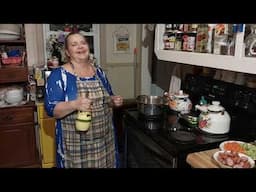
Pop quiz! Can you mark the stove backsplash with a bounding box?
[183,74,256,140]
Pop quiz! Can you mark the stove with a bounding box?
[164,111,230,144]
[123,108,230,168]
[123,74,256,168]
[183,74,256,141]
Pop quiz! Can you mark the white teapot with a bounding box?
[165,90,192,114]
[195,101,230,134]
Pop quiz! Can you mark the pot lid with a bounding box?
[174,90,189,98]
[207,101,224,112]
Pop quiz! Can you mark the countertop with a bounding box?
[186,148,220,168]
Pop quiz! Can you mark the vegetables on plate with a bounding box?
[220,140,256,160]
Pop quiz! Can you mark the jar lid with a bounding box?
[207,101,224,112]
[174,90,189,98]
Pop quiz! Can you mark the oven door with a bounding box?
[124,121,177,168]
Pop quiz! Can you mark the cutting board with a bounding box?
[186,148,220,168]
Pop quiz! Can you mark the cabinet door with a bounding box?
[0,106,34,124]
[0,67,28,83]
[39,118,56,167]
[0,123,39,167]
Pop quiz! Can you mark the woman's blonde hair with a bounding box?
[64,31,93,63]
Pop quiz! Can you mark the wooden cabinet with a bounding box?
[154,24,256,75]
[0,103,40,167]
[0,24,40,167]
[0,67,28,83]
[37,103,56,168]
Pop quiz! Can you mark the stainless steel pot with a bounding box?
[136,95,164,117]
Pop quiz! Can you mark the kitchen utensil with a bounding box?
[165,90,192,114]
[145,120,163,130]
[75,92,92,131]
[136,95,165,117]
[75,111,92,131]
[196,101,231,134]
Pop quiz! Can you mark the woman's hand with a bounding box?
[75,96,93,112]
[111,95,123,107]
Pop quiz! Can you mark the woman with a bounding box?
[44,32,123,168]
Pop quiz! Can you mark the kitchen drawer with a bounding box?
[0,107,34,125]
[0,67,28,83]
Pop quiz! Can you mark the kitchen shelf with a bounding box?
[0,40,25,44]
[0,24,40,168]
[154,24,256,75]
[0,66,28,83]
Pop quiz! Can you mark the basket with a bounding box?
[1,57,22,65]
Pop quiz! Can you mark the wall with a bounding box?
[152,59,195,92]
[102,24,141,99]
[141,24,152,96]
[24,24,153,98]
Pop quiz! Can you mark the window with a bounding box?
[43,24,100,66]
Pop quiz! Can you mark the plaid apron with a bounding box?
[60,74,116,168]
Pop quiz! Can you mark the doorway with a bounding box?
[101,24,142,99]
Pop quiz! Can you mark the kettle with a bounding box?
[164,90,192,114]
[195,101,230,134]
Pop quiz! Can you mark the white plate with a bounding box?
[219,140,256,160]
[219,140,245,151]
[213,150,255,168]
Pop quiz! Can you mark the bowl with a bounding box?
[213,150,255,168]
[5,87,23,104]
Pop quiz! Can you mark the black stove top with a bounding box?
[123,75,256,167]
[124,74,256,161]
[124,108,231,157]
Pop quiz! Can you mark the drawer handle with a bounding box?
[2,115,14,121]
